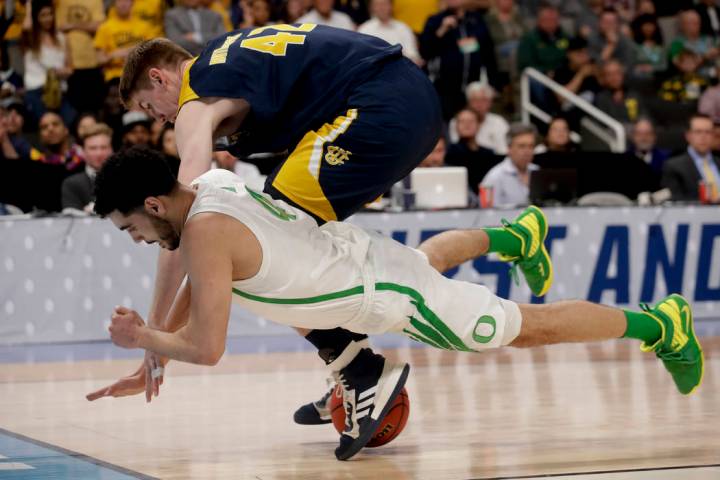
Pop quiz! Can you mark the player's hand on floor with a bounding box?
[109,306,145,349]
[85,363,146,401]
[144,351,166,403]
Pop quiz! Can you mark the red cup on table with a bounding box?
[479,185,494,209]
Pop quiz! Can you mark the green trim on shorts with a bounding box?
[231,282,477,352]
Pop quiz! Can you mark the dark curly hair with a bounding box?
[94,146,177,217]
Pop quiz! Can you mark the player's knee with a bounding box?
[509,308,555,348]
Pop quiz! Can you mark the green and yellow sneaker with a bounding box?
[499,205,553,297]
[640,294,704,395]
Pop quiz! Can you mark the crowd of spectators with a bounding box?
[1,0,720,214]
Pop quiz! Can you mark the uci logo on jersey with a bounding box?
[325,146,351,166]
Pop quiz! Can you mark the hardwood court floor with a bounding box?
[1,337,718,479]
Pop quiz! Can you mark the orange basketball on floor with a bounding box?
[329,384,410,447]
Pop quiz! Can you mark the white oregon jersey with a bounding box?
[188,169,374,331]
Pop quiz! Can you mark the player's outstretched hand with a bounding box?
[109,306,145,349]
[86,364,146,401]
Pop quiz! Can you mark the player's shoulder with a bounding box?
[191,168,244,189]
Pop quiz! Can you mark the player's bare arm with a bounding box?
[110,213,261,365]
[174,97,250,185]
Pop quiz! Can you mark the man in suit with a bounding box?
[61,123,114,211]
[628,118,670,177]
[164,0,226,56]
[662,114,720,202]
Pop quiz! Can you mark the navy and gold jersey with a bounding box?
[178,24,403,156]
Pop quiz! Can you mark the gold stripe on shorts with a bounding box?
[271,109,358,222]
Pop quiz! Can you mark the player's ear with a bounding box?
[148,67,163,86]
[144,197,167,218]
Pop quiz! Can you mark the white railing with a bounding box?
[520,67,627,152]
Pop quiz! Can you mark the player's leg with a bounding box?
[513,296,703,395]
[375,222,703,396]
[418,205,552,296]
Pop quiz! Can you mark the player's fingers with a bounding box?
[114,305,131,315]
[86,386,110,401]
[145,362,153,403]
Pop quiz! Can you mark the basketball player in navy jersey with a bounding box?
[86,25,553,459]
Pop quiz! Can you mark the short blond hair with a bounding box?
[81,123,113,145]
[119,38,192,108]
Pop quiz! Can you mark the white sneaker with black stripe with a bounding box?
[332,348,410,460]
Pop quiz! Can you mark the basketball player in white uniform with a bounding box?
[88,148,704,461]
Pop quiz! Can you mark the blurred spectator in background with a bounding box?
[165,0,226,56]
[157,123,178,161]
[712,123,720,153]
[358,0,420,65]
[419,136,446,168]
[535,116,577,153]
[202,0,233,31]
[699,77,720,123]
[61,122,113,211]
[448,82,508,154]
[603,0,633,24]
[516,4,567,112]
[631,13,666,79]
[100,79,124,148]
[0,44,24,99]
[56,0,105,116]
[659,49,709,103]
[298,0,355,30]
[35,111,84,170]
[420,0,498,120]
[669,10,719,80]
[484,0,525,84]
[628,117,669,176]
[4,100,33,159]
[517,5,568,77]
[2,0,28,76]
[480,122,538,207]
[95,0,154,84]
[595,60,645,124]
[108,0,166,37]
[695,0,720,41]
[394,0,438,35]
[237,0,273,29]
[588,9,635,68]
[278,0,308,23]
[576,0,603,40]
[335,0,369,25]
[554,37,599,104]
[121,110,152,148]
[21,0,75,128]
[445,108,497,192]
[662,114,720,201]
[74,111,98,140]
[0,106,20,160]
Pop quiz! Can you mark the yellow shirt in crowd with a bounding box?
[94,16,154,82]
[208,1,232,32]
[393,0,439,34]
[55,0,106,69]
[108,0,165,37]
[3,0,27,41]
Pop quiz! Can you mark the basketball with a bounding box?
[329,384,410,448]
